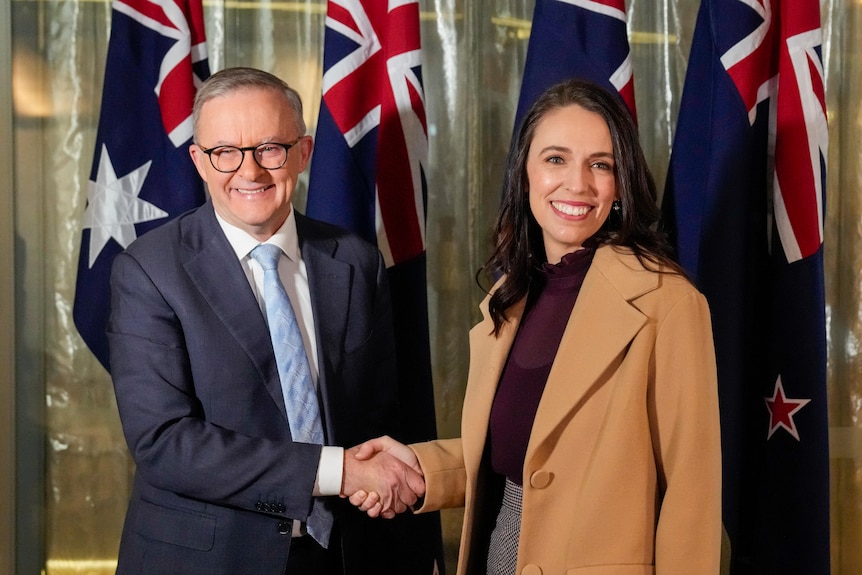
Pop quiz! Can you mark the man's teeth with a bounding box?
[236,187,266,194]
[552,202,591,216]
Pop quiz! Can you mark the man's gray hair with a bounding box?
[192,67,306,141]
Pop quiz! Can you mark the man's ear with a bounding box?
[297,135,314,172]
[189,144,210,181]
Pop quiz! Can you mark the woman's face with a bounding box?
[526,104,618,264]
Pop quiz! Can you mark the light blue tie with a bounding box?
[250,243,332,547]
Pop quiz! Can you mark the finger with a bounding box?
[364,500,381,519]
[366,500,383,519]
[394,482,417,508]
[390,498,407,515]
[375,481,396,511]
[348,490,368,507]
[381,509,396,519]
[352,436,389,461]
[359,492,381,512]
[405,467,426,499]
[352,442,375,461]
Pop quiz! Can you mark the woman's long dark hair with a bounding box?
[483,79,684,334]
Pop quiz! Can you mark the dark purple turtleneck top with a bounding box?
[488,247,596,485]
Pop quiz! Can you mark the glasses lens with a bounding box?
[211,147,243,172]
[255,144,288,170]
[205,143,292,172]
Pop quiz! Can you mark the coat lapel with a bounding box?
[527,246,659,456]
[181,203,287,417]
[295,214,351,440]
[461,296,525,473]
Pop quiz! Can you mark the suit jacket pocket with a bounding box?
[133,497,216,551]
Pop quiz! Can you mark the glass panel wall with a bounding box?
[1,0,16,572]
[5,1,862,574]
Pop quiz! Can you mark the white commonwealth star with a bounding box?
[84,144,169,268]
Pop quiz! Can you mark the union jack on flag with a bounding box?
[307,0,428,268]
[514,0,636,131]
[663,0,829,572]
[306,1,443,571]
[73,0,209,370]
[721,0,827,263]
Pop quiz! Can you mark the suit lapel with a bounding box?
[527,246,658,455]
[295,214,351,440]
[181,203,287,417]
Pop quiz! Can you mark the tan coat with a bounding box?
[412,245,722,575]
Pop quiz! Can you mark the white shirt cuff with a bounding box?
[313,446,344,496]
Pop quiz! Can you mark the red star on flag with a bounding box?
[764,376,811,441]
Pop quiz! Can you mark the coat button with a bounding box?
[277,521,291,535]
[521,565,542,575]
[529,470,552,489]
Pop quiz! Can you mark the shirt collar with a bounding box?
[214,208,300,263]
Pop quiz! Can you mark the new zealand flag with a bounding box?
[73,0,209,370]
[514,0,637,130]
[663,1,829,572]
[306,1,444,572]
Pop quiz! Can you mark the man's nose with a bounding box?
[235,149,267,179]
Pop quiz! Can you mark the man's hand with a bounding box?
[341,441,425,519]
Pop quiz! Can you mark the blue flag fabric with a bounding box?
[73,0,209,370]
[306,1,443,572]
[514,0,637,131]
[663,1,830,573]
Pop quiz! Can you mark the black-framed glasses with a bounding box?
[199,139,301,173]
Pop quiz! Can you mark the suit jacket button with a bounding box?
[529,470,552,489]
[522,565,542,575]
[277,521,291,535]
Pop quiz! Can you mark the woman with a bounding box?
[353,79,721,574]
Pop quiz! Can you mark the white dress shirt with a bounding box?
[215,208,344,501]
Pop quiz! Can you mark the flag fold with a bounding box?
[663,1,829,572]
[74,0,209,370]
[307,1,444,572]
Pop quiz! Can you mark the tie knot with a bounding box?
[250,243,283,271]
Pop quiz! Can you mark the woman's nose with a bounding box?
[563,165,590,191]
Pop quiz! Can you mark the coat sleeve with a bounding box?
[409,438,467,512]
[650,288,722,574]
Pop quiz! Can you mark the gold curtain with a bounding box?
[823,2,862,573]
[7,0,861,573]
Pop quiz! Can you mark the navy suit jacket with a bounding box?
[108,201,406,574]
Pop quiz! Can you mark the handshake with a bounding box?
[340,435,423,519]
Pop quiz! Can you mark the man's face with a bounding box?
[189,87,312,241]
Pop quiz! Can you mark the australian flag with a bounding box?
[662,0,829,573]
[306,0,444,572]
[514,0,637,130]
[73,0,209,370]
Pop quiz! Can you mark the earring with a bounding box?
[612,199,622,213]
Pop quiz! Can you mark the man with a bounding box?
[108,67,423,575]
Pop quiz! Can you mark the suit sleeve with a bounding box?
[650,289,722,573]
[108,250,321,521]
